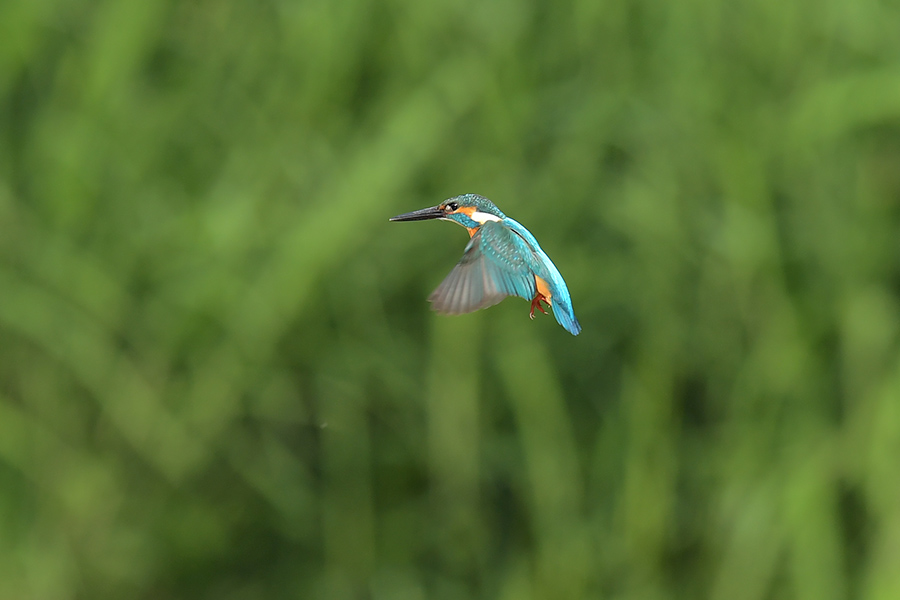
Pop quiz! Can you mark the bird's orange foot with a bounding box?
[529,294,550,319]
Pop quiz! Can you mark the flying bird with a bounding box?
[390,194,581,335]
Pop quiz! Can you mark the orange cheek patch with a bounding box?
[535,276,553,303]
[455,206,478,237]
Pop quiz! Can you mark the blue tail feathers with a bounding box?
[552,302,581,335]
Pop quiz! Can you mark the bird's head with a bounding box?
[390,194,506,231]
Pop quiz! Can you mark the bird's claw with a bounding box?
[529,294,550,319]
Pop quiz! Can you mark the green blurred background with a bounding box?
[2,1,900,599]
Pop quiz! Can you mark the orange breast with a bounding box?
[535,276,552,303]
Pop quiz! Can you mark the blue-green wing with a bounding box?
[429,221,537,315]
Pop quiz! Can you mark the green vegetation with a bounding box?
[2,1,900,598]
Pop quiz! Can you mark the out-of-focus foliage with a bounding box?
[2,0,900,598]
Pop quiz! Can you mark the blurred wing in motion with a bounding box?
[429,221,537,314]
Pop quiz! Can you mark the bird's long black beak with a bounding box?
[389,205,444,222]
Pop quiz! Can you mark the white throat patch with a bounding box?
[471,211,502,224]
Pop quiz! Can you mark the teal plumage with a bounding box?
[390,194,581,335]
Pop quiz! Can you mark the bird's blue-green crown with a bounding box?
[446,194,506,218]
[389,193,507,230]
[438,193,507,230]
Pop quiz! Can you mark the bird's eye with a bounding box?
[446,202,459,212]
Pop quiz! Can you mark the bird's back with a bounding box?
[501,218,581,335]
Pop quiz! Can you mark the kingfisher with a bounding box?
[390,194,581,335]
